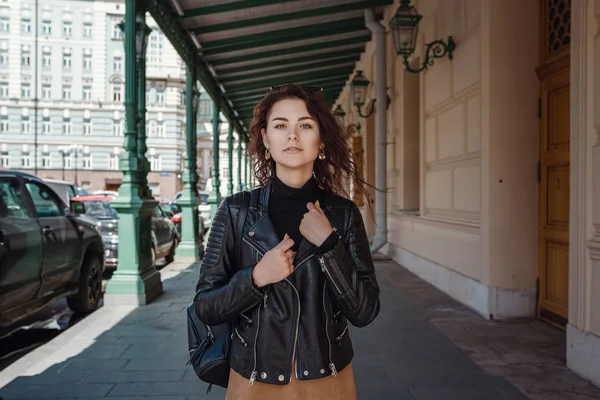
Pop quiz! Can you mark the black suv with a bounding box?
[0,170,105,327]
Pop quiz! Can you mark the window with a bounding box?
[109,153,119,170]
[62,52,72,69]
[42,154,51,168]
[21,83,30,98]
[83,85,92,101]
[20,153,31,168]
[150,154,161,171]
[83,54,92,70]
[21,48,30,66]
[25,181,63,217]
[148,31,163,64]
[112,85,122,102]
[63,155,71,169]
[83,23,92,38]
[157,121,165,137]
[63,21,72,37]
[42,20,51,35]
[0,17,9,33]
[43,118,51,134]
[42,84,51,99]
[156,90,165,104]
[112,119,122,136]
[0,47,7,66]
[62,85,71,100]
[0,116,8,133]
[111,19,123,40]
[83,119,92,135]
[0,151,9,168]
[83,154,92,169]
[63,119,71,134]
[22,19,31,34]
[0,81,8,97]
[0,179,28,218]
[148,120,156,137]
[42,50,51,67]
[113,56,122,71]
[21,117,30,133]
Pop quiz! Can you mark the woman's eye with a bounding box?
[300,124,313,129]
[274,124,287,129]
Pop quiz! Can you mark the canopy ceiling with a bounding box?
[149,0,392,135]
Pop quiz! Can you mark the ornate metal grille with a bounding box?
[547,0,571,56]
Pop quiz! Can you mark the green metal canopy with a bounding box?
[148,0,392,136]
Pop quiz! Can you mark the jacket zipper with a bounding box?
[335,326,348,342]
[234,327,249,348]
[249,302,262,386]
[318,256,343,295]
[285,278,301,382]
[322,283,338,377]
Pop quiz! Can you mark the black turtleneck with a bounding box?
[268,176,339,253]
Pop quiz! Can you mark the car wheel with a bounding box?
[67,254,103,314]
[165,239,176,264]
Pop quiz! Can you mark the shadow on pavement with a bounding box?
[0,259,528,400]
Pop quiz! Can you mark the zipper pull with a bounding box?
[263,292,268,308]
[249,370,258,386]
[329,362,338,377]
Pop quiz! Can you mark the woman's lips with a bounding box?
[284,147,303,153]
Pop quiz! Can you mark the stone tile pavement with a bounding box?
[0,254,598,399]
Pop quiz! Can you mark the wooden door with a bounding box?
[536,0,571,328]
[538,65,570,328]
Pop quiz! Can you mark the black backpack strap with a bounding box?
[235,191,250,268]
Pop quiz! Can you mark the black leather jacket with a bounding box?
[195,185,380,385]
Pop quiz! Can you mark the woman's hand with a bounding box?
[300,201,334,247]
[252,235,295,288]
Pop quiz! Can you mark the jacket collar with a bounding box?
[246,183,328,262]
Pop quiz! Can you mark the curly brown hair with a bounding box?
[247,84,371,204]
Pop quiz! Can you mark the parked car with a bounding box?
[0,171,104,327]
[173,190,211,230]
[43,178,89,205]
[166,200,205,240]
[70,195,179,269]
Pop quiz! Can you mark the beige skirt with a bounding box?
[225,363,357,400]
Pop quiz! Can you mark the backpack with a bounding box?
[186,191,250,392]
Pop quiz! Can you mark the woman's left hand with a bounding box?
[299,201,333,247]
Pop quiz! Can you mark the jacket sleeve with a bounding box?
[194,198,264,326]
[316,202,380,327]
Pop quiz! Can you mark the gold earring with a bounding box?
[265,148,271,160]
[318,145,326,160]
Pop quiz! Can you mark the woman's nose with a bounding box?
[287,128,299,141]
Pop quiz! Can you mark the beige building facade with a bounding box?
[336,0,600,387]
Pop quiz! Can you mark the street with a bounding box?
[0,258,171,374]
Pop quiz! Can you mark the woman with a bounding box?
[195,84,380,400]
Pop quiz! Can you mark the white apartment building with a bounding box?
[0,0,244,200]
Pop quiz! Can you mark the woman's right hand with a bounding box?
[252,235,295,288]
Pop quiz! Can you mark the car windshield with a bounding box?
[83,200,118,219]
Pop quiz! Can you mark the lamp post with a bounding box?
[333,104,361,135]
[57,144,83,185]
[105,1,162,306]
[389,0,455,74]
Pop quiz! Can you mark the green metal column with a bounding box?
[227,124,234,196]
[207,102,221,217]
[237,133,243,192]
[105,0,162,306]
[137,17,151,199]
[178,67,200,259]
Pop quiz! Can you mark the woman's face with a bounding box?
[261,98,321,171]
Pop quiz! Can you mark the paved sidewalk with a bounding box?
[0,256,577,399]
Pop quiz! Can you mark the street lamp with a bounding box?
[57,144,83,185]
[117,16,152,60]
[333,105,361,136]
[389,0,456,74]
[349,71,391,119]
